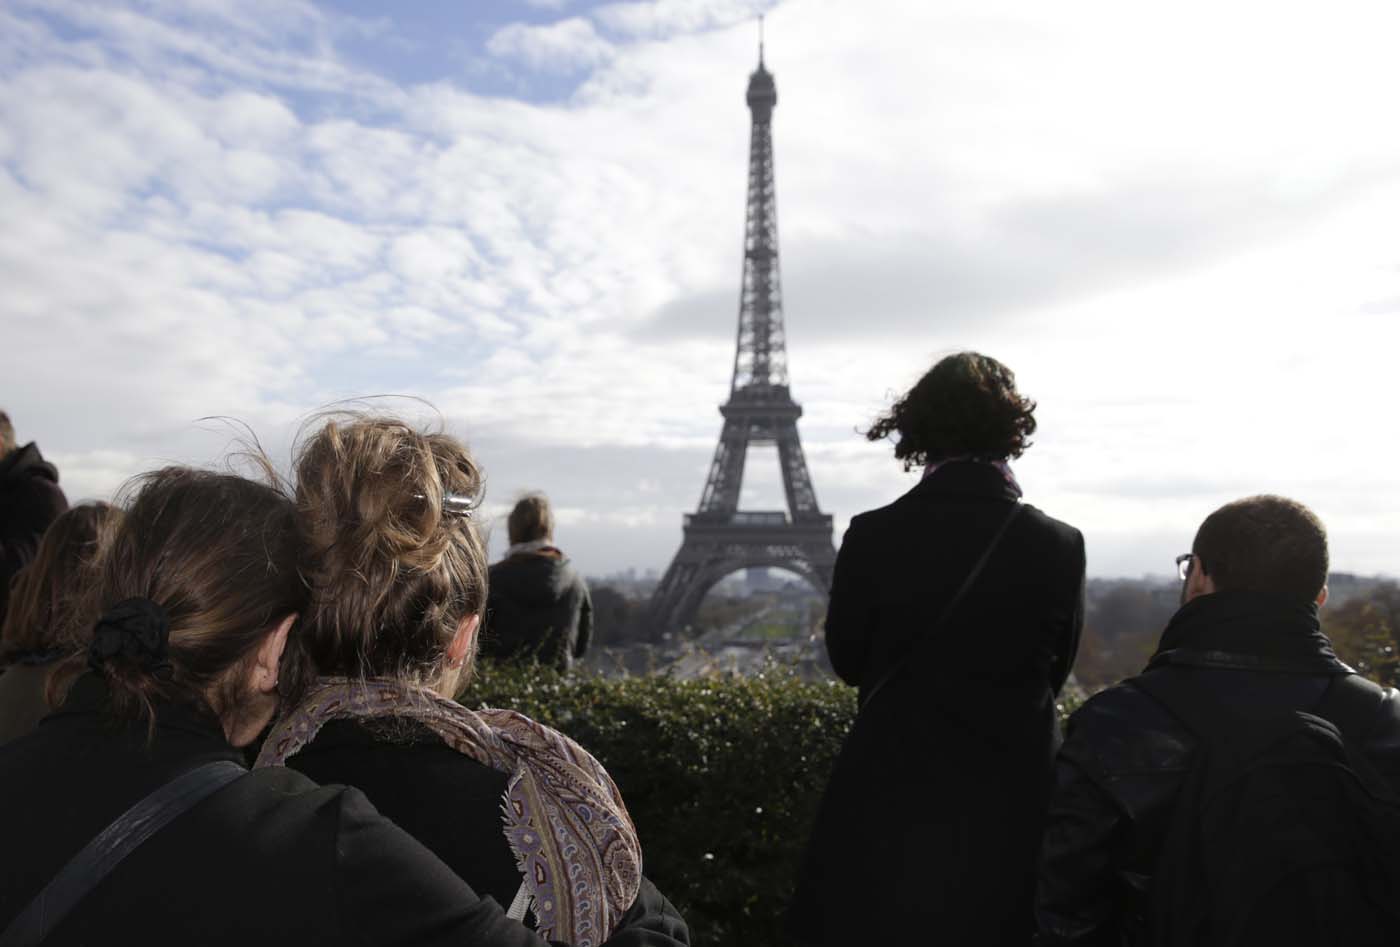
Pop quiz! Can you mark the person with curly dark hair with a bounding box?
[789,351,1085,947]
[864,350,1038,469]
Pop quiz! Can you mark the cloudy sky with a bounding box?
[3,0,1398,582]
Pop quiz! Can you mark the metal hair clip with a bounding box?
[413,493,476,517]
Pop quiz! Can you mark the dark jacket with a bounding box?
[484,548,593,672]
[0,676,560,947]
[0,661,57,747]
[286,717,690,946]
[790,461,1086,946]
[0,443,68,620]
[1035,590,1400,947]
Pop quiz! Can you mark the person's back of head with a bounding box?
[0,411,14,458]
[1190,494,1329,608]
[1,503,120,664]
[284,413,488,701]
[507,492,553,546]
[867,351,1037,469]
[49,465,305,744]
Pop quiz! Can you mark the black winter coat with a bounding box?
[0,676,558,947]
[484,549,593,672]
[1035,590,1400,947]
[790,461,1085,946]
[286,718,690,946]
[0,443,68,621]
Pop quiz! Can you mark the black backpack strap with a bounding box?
[859,501,1024,710]
[0,759,246,947]
[1314,673,1387,742]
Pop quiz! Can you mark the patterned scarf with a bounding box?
[255,677,641,946]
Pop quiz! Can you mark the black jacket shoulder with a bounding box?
[825,464,1086,697]
[288,719,522,908]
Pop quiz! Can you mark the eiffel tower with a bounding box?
[647,40,836,635]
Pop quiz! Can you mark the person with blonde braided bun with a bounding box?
[263,413,688,947]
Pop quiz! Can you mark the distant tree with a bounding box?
[589,584,638,645]
[1324,580,1400,686]
[1073,582,1178,690]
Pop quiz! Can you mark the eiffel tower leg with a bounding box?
[647,553,702,638]
[775,420,820,518]
[697,417,749,514]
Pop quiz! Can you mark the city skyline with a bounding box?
[3,1,1398,580]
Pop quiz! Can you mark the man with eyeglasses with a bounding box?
[1034,495,1400,946]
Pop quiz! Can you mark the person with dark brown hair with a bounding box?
[0,502,119,746]
[0,410,70,621]
[482,492,593,672]
[261,414,688,947]
[789,351,1086,946]
[0,464,592,947]
[1036,495,1400,946]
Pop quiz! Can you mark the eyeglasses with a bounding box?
[1175,553,1196,582]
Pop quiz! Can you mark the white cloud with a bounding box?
[3,0,1399,580]
[594,0,769,39]
[486,18,615,73]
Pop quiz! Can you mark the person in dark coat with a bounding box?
[1035,495,1400,946]
[0,465,560,947]
[483,492,593,673]
[789,352,1086,947]
[0,411,69,622]
[0,502,118,746]
[265,415,687,946]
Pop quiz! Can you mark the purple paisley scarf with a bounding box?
[255,677,641,946]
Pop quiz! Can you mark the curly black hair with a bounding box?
[867,352,1037,470]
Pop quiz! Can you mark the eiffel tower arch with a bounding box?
[647,42,836,636]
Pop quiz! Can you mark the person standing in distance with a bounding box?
[789,351,1086,946]
[0,411,69,621]
[482,493,593,673]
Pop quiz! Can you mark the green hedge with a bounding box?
[462,664,1089,946]
[462,662,856,947]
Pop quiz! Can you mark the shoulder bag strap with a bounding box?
[859,501,1024,710]
[0,759,246,947]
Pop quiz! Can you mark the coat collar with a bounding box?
[45,672,240,754]
[1148,589,1351,674]
[906,459,1021,503]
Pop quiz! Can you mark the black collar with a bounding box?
[1149,589,1351,674]
[906,460,1020,503]
[46,672,236,749]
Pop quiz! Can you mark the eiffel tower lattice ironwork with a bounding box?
[647,44,836,634]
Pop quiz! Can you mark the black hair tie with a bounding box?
[88,597,172,676]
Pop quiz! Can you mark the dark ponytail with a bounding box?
[48,465,305,728]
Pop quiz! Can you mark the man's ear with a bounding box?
[1316,585,1329,607]
[447,613,480,668]
[254,613,297,695]
[1184,562,1216,603]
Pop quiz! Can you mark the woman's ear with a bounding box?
[254,613,297,695]
[447,613,480,669]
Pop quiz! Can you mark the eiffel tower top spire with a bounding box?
[732,29,784,396]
